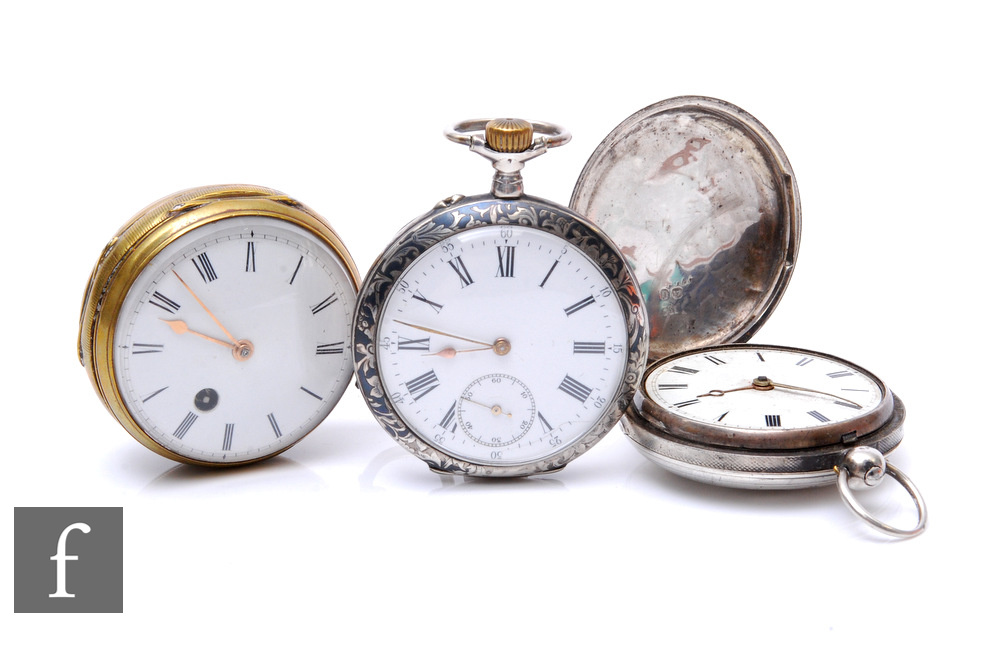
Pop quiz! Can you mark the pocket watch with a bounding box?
[353,119,648,477]
[571,97,926,537]
[623,344,926,537]
[79,185,360,466]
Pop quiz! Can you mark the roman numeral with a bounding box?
[132,343,164,355]
[808,410,830,423]
[573,341,605,354]
[222,423,234,451]
[538,413,554,432]
[757,353,765,362]
[398,337,431,352]
[267,413,282,438]
[765,414,781,427]
[300,386,323,400]
[316,342,345,355]
[289,256,304,285]
[796,357,813,366]
[311,293,338,315]
[675,399,700,408]
[173,412,198,439]
[405,370,440,401]
[150,291,181,314]
[246,241,256,272]
[439,402,457,432]
[657,383,687,390]
[564,295,595,316]
[447,256,474,287]
[716,411,729,422]
[668,365,699,375]
[558,375,593,404]
[192,253,218,283]
[412,291,444,314]
[827,370,852,379]
[495,246,515,278]
[705,355,726,365]
[539,260,559,288]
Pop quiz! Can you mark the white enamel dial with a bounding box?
[645,345,884,432]
[375,224,629,466]
[113,216,356,463]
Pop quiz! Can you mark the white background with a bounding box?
[3,1,995,642]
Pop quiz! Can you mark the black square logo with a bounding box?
[14,507,124,613]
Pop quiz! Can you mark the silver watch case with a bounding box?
[621,344,905,489]
[571,96,801,362]
[353,194,649,477]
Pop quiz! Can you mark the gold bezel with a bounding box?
[78,184,361,467]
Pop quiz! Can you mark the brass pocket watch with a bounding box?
[571,97,926,537]
[79,185,360,466]
[353,119,648,477]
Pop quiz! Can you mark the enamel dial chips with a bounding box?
[79,185,360,466]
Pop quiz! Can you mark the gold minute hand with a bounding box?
[172,270,238,344]
[392,320,493,347]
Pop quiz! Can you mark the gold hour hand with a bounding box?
[161,319,254,361]
[162,319,233,348]
[423,346,494,358]
[698,385,756,398]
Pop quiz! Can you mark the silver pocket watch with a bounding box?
[353,119,648,477]
[571,97,926,537]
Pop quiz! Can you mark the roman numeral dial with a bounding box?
[644,346,885,432]
[372,223,632,469]
[112,214,357,465]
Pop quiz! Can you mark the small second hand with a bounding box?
[461,397,512,418]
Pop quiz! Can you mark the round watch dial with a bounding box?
[354,195,648,476]
[112,215,357,464]
[375,224,629,466]
[636,345,894,450]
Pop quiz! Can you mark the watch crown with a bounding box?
[485,118,533,153]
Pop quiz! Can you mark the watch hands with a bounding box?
[172,270,238,344]
[393,320,511,356]
[461,396,512,418]
[161,319,233,348]
[698,376,861,408]
[767,381,862,409]
[423,346,494,358]
[697,385,757,397]
[171,270,254,360]
[161,319,255,361]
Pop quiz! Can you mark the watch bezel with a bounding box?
[353,193,649,477]
[622,343,905,488]
[78,185,361,467]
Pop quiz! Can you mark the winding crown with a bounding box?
[485,118,533,153]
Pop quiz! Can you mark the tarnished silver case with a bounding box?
[620,344,905,489]
[571,96,801,362]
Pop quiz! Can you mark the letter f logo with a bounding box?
[49,522,91,598]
